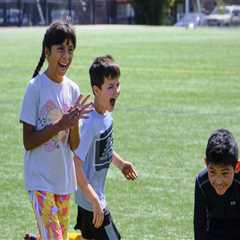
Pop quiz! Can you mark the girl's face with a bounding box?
[207,163,235,195]
[94,77,120,114]
[45,39,74,82]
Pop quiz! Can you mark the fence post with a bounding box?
[43,0,49,25]
[68,0,72,21]
[17,0,23,27]
[90,0,96,24]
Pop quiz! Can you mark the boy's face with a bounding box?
[94,76,120,113]
[207,163,235,195]
[45,39,74,82]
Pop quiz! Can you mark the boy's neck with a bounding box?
[94,100,108,115]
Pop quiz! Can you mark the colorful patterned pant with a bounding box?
[29,191,71,240]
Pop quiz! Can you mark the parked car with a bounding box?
[232,8,240,25]
[204,5,240,26]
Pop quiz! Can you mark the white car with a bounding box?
[204,5,240,26]
[232,8,240,25]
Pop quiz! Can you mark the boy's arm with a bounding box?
[112,151,138,180]
[194,178,207,240]
[73,155,104,228]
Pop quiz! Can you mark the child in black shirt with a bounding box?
[194,129,240,240]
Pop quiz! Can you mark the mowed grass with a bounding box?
[1,25,240,239]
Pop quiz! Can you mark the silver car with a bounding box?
[232,9,240,25]
[204,5,240,26]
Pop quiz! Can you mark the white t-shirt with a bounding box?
[74,110,113,211]
[20,73,79,194]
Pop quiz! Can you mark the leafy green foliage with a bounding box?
[133,0,166,25]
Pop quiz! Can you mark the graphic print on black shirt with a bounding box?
[95,124,113,171]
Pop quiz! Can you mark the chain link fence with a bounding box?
[0,0,134,26]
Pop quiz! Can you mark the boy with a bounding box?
[194,129,240,240]
[73,55,138,240]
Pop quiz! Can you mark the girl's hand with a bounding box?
[73,94,93,120]
[58,107,82,130]
[59,95,93,130]
[92,199,104,228]
[121,162,138,180]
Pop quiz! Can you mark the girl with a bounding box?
[20,21,91,240]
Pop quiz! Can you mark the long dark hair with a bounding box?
[32,21,76,78]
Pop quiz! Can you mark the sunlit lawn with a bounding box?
[0,25,240,239]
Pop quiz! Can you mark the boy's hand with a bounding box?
[121,162,138,180]
[92,200,104,228]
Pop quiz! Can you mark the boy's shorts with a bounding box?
[29,191,71,240]
[74,205,121,240]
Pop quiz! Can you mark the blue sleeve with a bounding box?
[74,117,96,161]
[194,177,207,240]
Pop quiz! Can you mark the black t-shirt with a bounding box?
[194,169,240,240]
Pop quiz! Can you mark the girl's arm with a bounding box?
[69,123,80,150]
[23,107,81,151]
[23,95,92,151]
[73,155,104,228]
[112,151,138,180]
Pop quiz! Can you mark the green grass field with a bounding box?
[1,25,240,239]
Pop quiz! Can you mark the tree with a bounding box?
[133,0,176,25]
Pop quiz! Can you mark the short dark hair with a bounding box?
[89,55,120,90]
[205,129,238,167]
[32,21,76,78]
